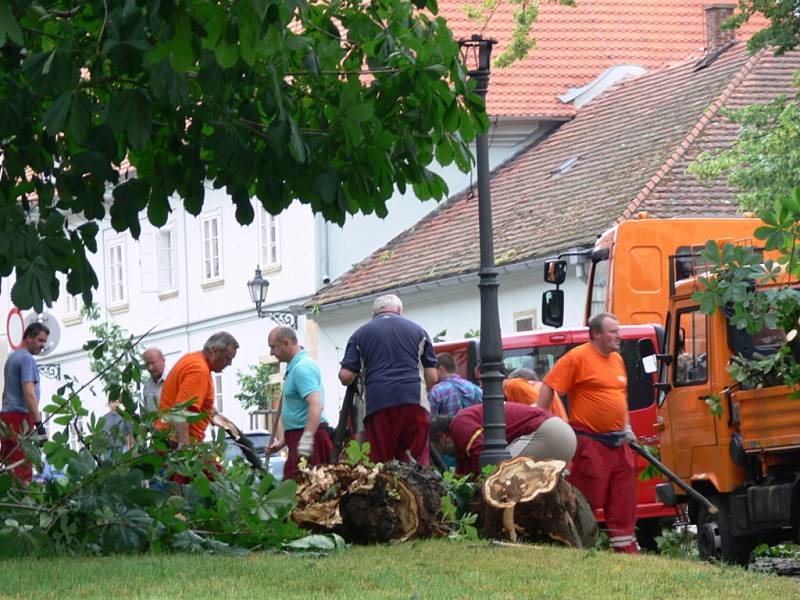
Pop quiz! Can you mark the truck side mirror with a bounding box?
[542,289,564,328]
[544,260,567,285]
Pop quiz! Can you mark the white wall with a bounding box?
[310,262,587,425]
[322,118,555,281]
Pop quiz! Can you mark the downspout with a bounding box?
[317,214,331,285]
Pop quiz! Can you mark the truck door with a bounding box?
[663,306,717,478]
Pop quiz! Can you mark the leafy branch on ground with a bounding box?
[0,317,311,558]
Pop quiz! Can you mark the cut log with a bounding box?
[290,457,597,548]
[478,457,598,548]
[291,460,447,543]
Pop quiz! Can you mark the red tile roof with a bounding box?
[310,43,800,307]
[437,0,765,116]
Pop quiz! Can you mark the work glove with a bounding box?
[34,421,48,447]
[297,431,315,458]
[624,424,637,444]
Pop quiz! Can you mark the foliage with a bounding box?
[81,303,145,406]
[704,393,724,418]
[432,328,447,343]
[727,349,800,391]
[0,0,490,312]
[655,526,699,561]
[753,542,800,559]
[689,90,800,213]
[725,1,800,55]
[463,0,575,68]
[691,239,800,394]
[0,334,304,558]
[636,443,663,481]
[235,362,280,411]
[464,328,480,339]
[343,440,373,467]
[438,468,485,541]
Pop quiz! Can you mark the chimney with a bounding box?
[704,4,736,53]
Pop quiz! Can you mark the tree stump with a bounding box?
[478,457,598,548]
[291,460,448,543]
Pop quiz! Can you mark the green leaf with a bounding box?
[192,474,212,498]
[214,43,239,69]
[43,92,73,136]
[260,478,297,519]
[0,1,24,46]
[169,17,194,72]
[288,121,306,163]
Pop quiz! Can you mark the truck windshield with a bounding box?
[588,258,609,319]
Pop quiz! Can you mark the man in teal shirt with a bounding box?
[266,326,332,480]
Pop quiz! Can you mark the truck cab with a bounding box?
[435,324,677,548]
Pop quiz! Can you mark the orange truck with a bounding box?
[541,213,764,328]
[435,325,677,549]
[637,256,800,563]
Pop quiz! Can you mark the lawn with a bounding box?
[2,539,799,599]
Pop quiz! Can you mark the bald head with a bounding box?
[143,348,165,381]
[268,326,300,362]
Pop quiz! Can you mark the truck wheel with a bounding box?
[696,495,752,565]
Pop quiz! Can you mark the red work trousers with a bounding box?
[284,427,334,481]
[1,412,35,484]
[568,434,638,553]
[364,404,430,466]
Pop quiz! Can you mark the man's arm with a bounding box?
[303,391,323,435]
[537,383,555,411]
[423,367,438,391]
[339,368,356,386]
[21,382,41,422]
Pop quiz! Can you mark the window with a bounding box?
[674,309,708,385]
[157,227,177,291]
[213,373,223,412]
[140,225,178,294]
[105,238,127,306]
[259,209,280,268]
[588,258,609,319]
[513,309,537,332]
[201,214,223,282]
[503,344,572,381]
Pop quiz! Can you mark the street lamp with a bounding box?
[458,35,510,468]
[247,266,301,329]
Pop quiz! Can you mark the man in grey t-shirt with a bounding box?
[1,322,50,483]
[141,348,166,414]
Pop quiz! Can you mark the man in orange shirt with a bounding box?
[537,313,638,554]
[157,332,239,445]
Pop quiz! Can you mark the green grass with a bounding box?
[2,539,799,599]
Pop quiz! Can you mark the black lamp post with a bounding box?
[247,266,300,329]
[458,35,509,468]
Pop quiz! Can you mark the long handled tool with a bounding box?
[629,440,718,515]
[265,392,283,472]
[330,382,358,462]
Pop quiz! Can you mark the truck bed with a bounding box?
[734,385,800,452]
